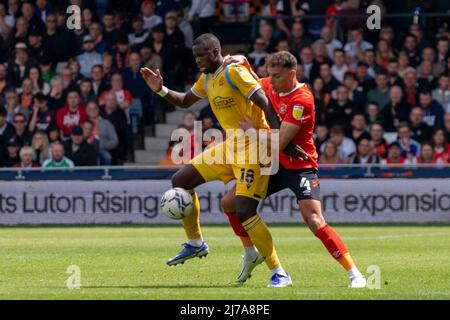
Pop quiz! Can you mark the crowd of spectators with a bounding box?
[241,1,450,167]
[0,0,216,168]
[162,0,450,167]
[0,0,449,169]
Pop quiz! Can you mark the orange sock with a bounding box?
[337,253,356,271]
[225,211,254,247]
[225,211,249,237]
[315,225,355,270]
[240,236,253,247]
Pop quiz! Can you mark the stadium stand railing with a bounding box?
[1,164,449,181]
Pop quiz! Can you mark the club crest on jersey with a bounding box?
[292,105,304,120]
[279,104,287,114]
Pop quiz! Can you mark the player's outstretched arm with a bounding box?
[140,67,200,108]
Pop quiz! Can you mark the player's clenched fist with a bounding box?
[140,67,163,92]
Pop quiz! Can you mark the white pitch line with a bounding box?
[347,232,450,240]
[0,291,449,297]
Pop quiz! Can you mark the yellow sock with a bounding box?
[242,215,280,269]
[181,191,201,240]
[337,253,356,271]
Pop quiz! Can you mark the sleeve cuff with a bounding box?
[190,87,206,98]
[246,85,262,99]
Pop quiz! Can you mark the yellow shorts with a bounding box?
[190,142,269,201]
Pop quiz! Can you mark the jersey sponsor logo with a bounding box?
[212,96,235,109]
[292,105,304,120]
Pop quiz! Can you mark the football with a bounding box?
[160,188,194,220]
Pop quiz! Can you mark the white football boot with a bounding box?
[236,253,265,283]
[349,276,367,288]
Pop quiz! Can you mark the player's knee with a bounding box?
[235,197,258,222]
[236,210,255,223]
[171,170,192,189]
[221,194,235,213]
[235,202,256,222]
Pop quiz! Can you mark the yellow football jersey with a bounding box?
[190,63,270,132]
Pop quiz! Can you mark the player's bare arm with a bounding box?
[249,88,280,130]
[279,122,308,160]
[249,90,307,159]
[140,67,201,108]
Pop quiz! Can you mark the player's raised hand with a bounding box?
[224,54,252,70]
[140,67,163,92]
[284,142,309,160]
[223,54,244,65]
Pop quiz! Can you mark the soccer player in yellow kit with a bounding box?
[141,34,298,287]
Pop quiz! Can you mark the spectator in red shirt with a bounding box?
[13,146,40,168]
[415,142,438,166]
[369,122,388,159]
[99,73,132,124]
[432,128,449,163]
[56,89,87,139]
[381,141,406,165]
[403,67,419,106]
[325,0,345,29]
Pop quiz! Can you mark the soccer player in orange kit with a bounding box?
[221,51,367,288]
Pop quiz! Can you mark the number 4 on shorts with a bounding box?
[300,177,311,191]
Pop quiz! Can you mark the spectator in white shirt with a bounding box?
[299,46,318,82]
[189,0,216,34]
[0,3,12,38]
[128,16,149,47]
[4,0,19,29]
[344,28,374,61]
[141,0,162,31]
[176,9,194,50]
[249,37,268,67]
[320,125,356,159]
[77,35,102,78]
[432,74,450,113]
[331,48,348,83]
[436,37,449,65]
[318,25,342,59]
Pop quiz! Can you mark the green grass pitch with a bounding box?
[0,224,449,299]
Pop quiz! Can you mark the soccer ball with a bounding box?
[160,188,194,220]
